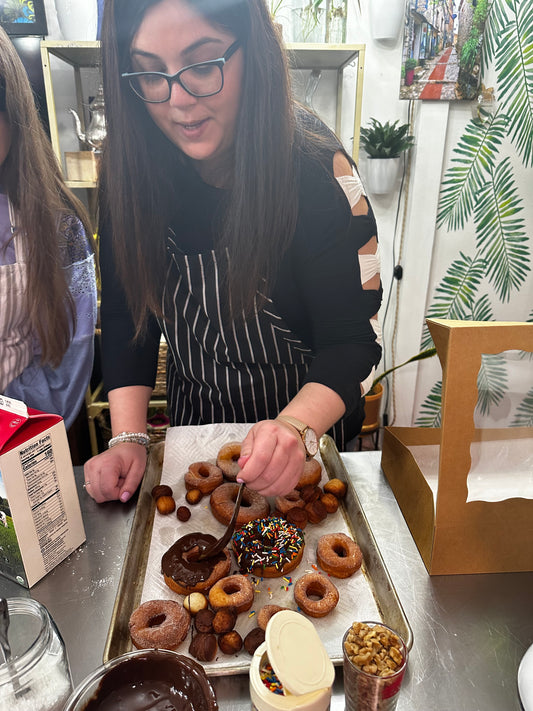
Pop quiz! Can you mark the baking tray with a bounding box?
[103,426,413,673]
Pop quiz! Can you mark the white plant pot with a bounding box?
[369,0,405,42]
[364,157,400,195]
[55,0,98,41]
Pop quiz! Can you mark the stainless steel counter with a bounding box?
[1,452,531,710]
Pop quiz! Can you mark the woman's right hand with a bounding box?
[83,443,147,503]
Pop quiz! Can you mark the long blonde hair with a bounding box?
[0,27,94,366]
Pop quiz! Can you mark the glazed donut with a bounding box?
[232,516,305,578]
[296,458,322,490]
[257,605,288,631]
[210,483,270,527]
[129,599,190,650]
[216,441,242,481]
[185,461,223,495]
[294,572,339,618]
[316,532,363,578]
[275,490,305,516]
[161,532,231,595]
[208,574,254,614]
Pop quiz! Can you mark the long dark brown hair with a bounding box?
[100,0,318,331]
[0,27,94,367]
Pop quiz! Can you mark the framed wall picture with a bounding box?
[0,0,48,37]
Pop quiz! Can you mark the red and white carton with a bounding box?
[0,395,86,587]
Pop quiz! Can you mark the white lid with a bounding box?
[265,611,335,697]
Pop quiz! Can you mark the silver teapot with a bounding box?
[69,85,106,153]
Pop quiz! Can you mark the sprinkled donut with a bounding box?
[210,482,270,527]
[316,532,362,578]
[232,516,305,578]
[216,441,242,481]
[208,574,254,614]
[129,599,190,650]
[294,572,339,618]
[185,461,223,495]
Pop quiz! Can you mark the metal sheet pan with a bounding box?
[103,426,412,674]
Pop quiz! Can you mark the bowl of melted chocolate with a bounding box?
[62,649,218,711]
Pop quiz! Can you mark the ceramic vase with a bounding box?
[55,0,98,41]
[369,0,405,42]
[364,157,400,195]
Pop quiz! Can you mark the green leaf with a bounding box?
[437,113,509,231]
[415,380,442,427]
[511,388,533,427]
[471,294,494,321]
[476,353,507,416]
[473,157,530,301]
[494,0,533,166]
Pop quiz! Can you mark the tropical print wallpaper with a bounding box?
[414,0,532,428]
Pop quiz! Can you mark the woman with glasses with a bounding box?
[0,27,97,429]
[84,0,382,503]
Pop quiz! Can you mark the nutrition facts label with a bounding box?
[20,434,68,572]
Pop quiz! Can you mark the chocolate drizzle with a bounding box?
[161,532,226,587]
[81,653,217,711]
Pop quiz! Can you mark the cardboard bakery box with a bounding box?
[381,319,533,575]
[0,395,86,587]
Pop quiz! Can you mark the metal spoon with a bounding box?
[197,482,245,561]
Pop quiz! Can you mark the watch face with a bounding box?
[304,428,319,456]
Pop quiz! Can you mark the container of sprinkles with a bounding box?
[250,610,334,711]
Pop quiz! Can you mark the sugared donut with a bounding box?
[210,483,270,527]
[296,458,322,490]
[316,532,363,578]
[216,441,242,481]
[208,574,254,614]
[129,599,190,650]
[275,490,305,516]
[185,461,223,495]
[161,532,231,595]
[257,604,288,631]
[232,516,305,578]
[294,572,339,618]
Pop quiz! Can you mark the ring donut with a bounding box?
[185,462,223,495]
[216,441,242,481]
[294,572,339,618]
[129,599,190,650]
[257,604,288,631]
[161,532,231,595]
[232,516,305,578]
[316,533,362,578]
[210,482,270,527]
[296,458,322,490]
[208,574,254,614]
[275,489,305,516]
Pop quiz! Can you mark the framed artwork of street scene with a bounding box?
[400,0,487,101]
[0,0,48,37]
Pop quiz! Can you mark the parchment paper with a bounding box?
[140,423,380,673]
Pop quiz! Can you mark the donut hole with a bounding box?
[333,544,348,558]
[306,582,327,601]
[148,613,167,627]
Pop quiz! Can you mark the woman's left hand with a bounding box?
[237,419,306,496]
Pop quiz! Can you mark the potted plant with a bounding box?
[359,118,415,195]
[363,347,437,430]
[404,57,418,86]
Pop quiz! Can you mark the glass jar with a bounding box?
[0,598,73,711]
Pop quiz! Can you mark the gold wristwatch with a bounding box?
[277,415,319,457]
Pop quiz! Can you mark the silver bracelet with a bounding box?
[108,431,150,449]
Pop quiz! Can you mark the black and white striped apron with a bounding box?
[161,235,348,447]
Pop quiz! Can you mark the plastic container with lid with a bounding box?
[0,598,73,711]
[250,610,335,711]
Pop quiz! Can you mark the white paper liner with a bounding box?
[140,423,380,673]
[408,437,533,505]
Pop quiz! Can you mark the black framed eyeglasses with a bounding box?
[122,40,240,103]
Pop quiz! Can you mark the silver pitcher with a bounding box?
[69,85,106,153]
